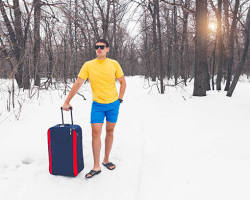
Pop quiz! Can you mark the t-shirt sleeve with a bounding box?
[78,62,88,80]
[114,61,124,79]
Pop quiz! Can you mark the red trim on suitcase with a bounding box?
[48,129,52,174]
[73,129,78,176]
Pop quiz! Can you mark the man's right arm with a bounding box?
[62,77,85,111]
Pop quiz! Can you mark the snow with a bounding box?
[0,76,250,200]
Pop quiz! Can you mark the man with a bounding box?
[62,39,126,179]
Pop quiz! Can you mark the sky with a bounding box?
[123,1,142,39]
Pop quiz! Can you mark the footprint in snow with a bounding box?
[21,157,33,165]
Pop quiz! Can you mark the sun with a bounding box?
[208,22,217,32]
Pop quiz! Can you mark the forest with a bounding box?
[0,0,249,97]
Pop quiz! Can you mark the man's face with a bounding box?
[95,42,109,57]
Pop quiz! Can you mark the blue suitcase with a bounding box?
[47,107,84,176]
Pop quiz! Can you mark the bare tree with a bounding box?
[172,0,178,85]
[95,0,111,39]
[0,0,31,89]
[224,0,240,91]
[34,0,42,86]
[148,1,158,81]
[180,0,190,86]
[193,0,209,96]
[227,5,250,97]
[211,0,223,91]
[155,0,164,93]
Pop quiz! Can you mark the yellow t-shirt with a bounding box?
[78,58,124,103]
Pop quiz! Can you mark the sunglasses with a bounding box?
[95,45,106,50]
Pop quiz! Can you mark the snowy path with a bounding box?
[1,77,250,200]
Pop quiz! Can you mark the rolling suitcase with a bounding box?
[47,107,84,177]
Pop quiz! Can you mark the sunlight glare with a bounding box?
[209,22,217,32]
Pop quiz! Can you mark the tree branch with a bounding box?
[160,0,195,14]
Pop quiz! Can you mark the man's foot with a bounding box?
[102,162,116,170]
[85,170,101,178]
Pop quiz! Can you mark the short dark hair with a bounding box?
[96,39,109,47]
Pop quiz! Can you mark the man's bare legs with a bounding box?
[89,122,116,174]
[91,123,103,172]
[87,121,116,177]
[103,122,116,169]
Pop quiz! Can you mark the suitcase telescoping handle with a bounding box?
[60,107,73,125]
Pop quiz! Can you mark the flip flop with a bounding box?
[102,162,116,170]
[85,170,101,178]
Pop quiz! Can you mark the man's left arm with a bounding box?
[117,76,126,101]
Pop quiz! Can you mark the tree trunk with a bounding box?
[155,0,164,93]
[227,6,250,97]
[0,0,22,87]
[149,2,158,81]
[172,0,179,85]
[0,0,30,89]
[143,11,151,79]
[47,48,53,86]
[23,62,31,90]
[74,0,79,79]
[193,0,208,96]
[180,0,190,85]
[112,0,117,59]
[63,36,67,84]
[224,0,240,91]
[34,0,41,86]
[165,8,172,79]
[44,20,54,86]
[216,0,223,91]
[211,40,217,90]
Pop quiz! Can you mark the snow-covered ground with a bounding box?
[0,76,250,200]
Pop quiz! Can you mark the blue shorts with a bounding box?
[91,100,121,123]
